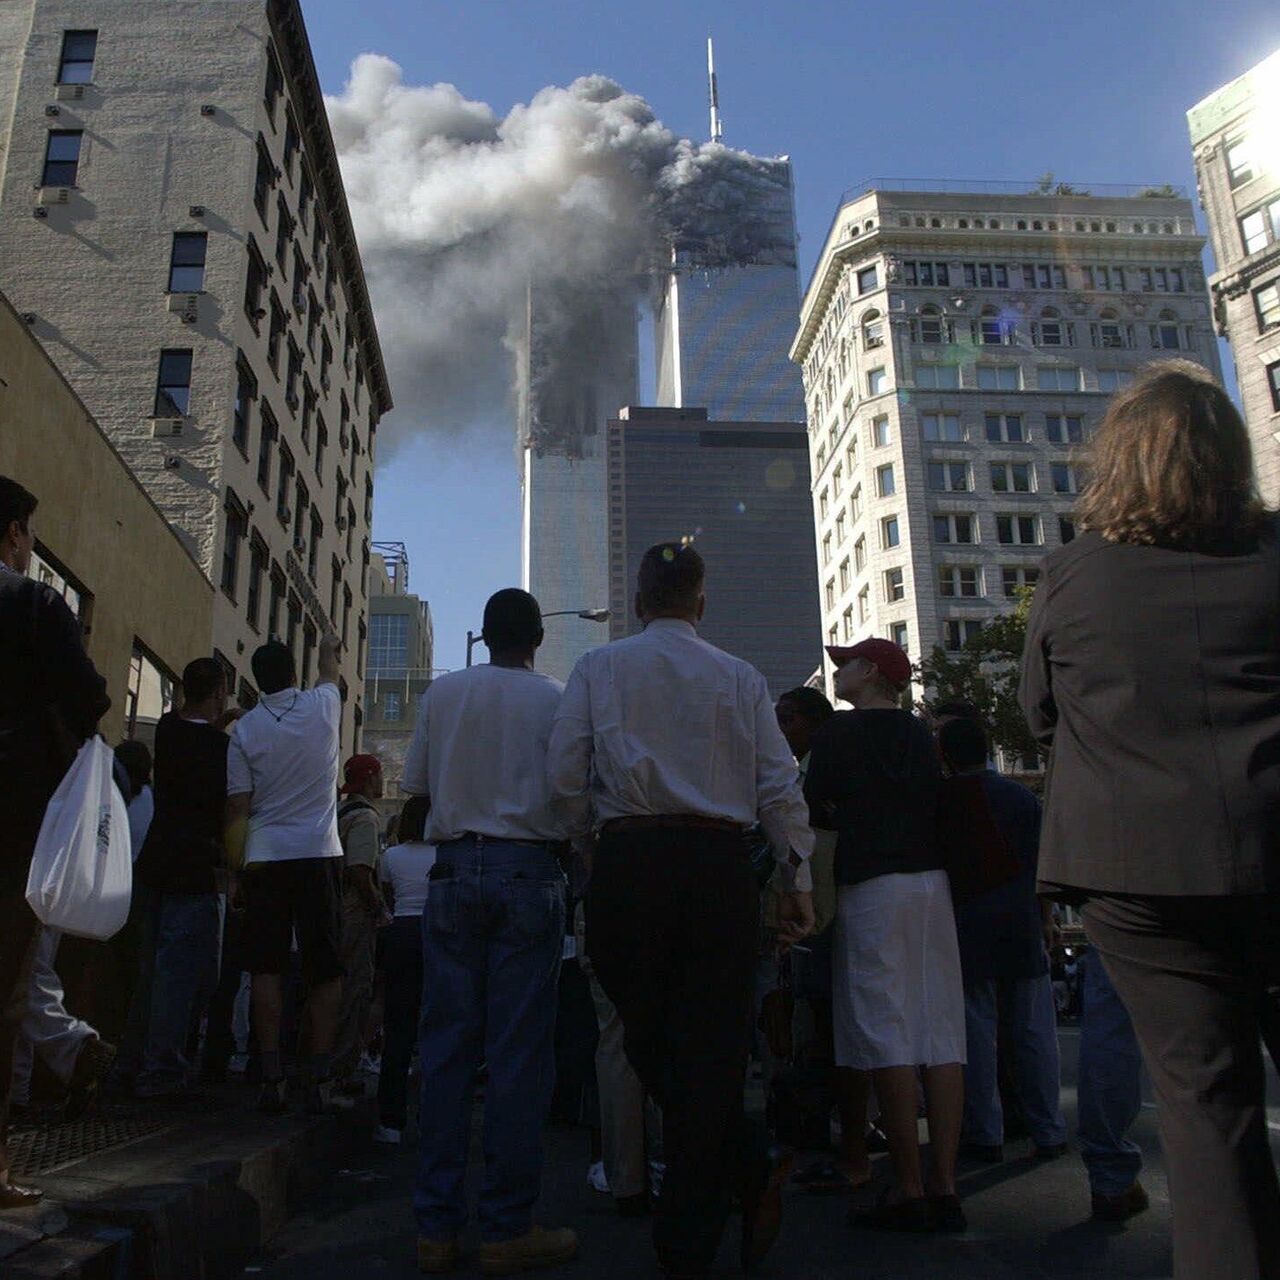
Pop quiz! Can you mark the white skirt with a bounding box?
[833,870,966,1071]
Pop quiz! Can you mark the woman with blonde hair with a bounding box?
[1020,360,1280,1279]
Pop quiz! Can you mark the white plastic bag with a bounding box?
[26,736,132,940]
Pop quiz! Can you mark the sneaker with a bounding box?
[66,1036,117,1120]
[417,1237,460,1273]
[477,1226,578,1275]
[586,1160,610,1194]
[305,1078,355,1115]
[258,1078,288,1115]
[373,1124,403,1145]
[1091,1181,1150,1223]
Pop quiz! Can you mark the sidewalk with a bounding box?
[1,1083,371,1280]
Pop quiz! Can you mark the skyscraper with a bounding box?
[605,406,820,694]
[654,155,806,423]
[0,0,390,753]
[1187,50,1280,501]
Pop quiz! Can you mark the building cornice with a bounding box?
[268,0,392,417]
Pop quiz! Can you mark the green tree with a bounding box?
[916,587,1042,765]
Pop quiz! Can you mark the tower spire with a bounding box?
[707,36,723,144]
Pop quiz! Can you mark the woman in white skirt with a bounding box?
[805,639,967,1233]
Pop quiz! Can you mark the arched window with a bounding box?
[977,304,1008,346]
[862,309,885,350]
[1151,309,1182,350]
[1035,306,1071,348]
[917,304,944,344]
[838,338,849,378]
[1094,308,1126,349]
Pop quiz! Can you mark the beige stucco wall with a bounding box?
[0,290,213,742]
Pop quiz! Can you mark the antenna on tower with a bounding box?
[707,36,723,144]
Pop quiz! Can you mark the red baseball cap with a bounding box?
[825,638,912,690]
[340,753,382,794]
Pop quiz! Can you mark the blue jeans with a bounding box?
[413,837,565,1243]
[1078,946,1144,1196]
[119,885,221,1094]
[963,974,1067,1147]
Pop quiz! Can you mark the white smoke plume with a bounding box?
[326,55,796,453]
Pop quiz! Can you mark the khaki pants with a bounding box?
[331,891,378,1081]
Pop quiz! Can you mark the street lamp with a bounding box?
[465,608,611,667]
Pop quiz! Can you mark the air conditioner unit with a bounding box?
[54,83,86,102]
[44,104,60,117]
[188,205,205,218]
[167,292,200,317]
[152,418,184,439]
[37,187,70,206]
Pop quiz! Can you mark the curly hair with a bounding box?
[1076,360,1267,549]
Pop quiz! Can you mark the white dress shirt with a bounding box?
[226,684,342,863]
[402,663,566,844]
[546,618,814,891]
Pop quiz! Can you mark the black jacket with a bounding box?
[0,568,109,887]
[1019,524,1280,897]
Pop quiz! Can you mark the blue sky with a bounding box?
[300,0,1280,670]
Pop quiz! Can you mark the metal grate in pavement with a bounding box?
[9,1114,175,1177]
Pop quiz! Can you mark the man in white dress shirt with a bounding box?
[547,541,815,1279]
[401,588,578,1276]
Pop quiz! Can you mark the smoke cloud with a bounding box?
[326,56,796,453]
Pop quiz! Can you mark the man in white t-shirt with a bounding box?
[225,634,343,1115]
[401,589,577,1276]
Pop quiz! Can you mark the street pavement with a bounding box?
[247,1030,1280,1280]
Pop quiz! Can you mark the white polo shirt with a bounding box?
[227,683,342,864]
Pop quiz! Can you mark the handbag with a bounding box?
[939,773,1020,904]
[26,736,132,940]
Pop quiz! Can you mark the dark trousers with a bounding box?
[587,828,763,1273]
[0,887,41,1141]
[1083,894,1280,1280]
[378,914,423,1130]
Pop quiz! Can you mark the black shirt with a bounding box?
[135,710,229,894]
[804,708,942,887]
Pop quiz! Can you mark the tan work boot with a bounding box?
[416,1237,460,1273]
[478,1225,578,1274]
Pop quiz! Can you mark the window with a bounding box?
[914,307,948,344]
[244,239,268,325]
[854,535,867,572]
[315,415,327,479]
[154,348,192,417]
[902,260,951,286]
[1226,134,1255,188]
[233,356,256,454]
[1051,462,1081,494]
[922,413,964,442]
[275,195,293,270]
[815,443,827,473]
[837,558,851,594]
[125,645,176,743]
[822,533,832,566]
[41,130,82,186]
[884,568,905,602]
[384,690,402,722]
[1169,268,1185,293]
[257,404,277,491]
[991,462,1034,493]
[167,232,207,292]
[267,564,285,638]
[985,413,1024,443]
[320,331,334,388]
[862,310,885,349]
[881,515,900,549]
[962,262,1009,289]
[945,620,984,651]
[933,513,976,544]
[875,463,895,496]
[1037,366,1080,392]
[246,535,267,629]
[292,247,308,313]
[857,586,870,625]
[997,514,1039,545]
[1022,263,1067,289]
[283,111,300,177]
[832,465,843,497]
[835,511,847,544]
[1096,369,1131,394]
[1091,313,1129,349]
[267,295,286,372]
[301,379,316,449]
[939,566,980,598]
[977,308,1014,346]
[277,443,295,520]
[307,290,322,354]
[818,489,829,520]
[1254,281,1280,333]
[915,364,960,389]
[335,473,348,525]
[285,339,302,408]
[1241,208,1268,256]
[264,50,283,121]
[977,364,1020,391]
[1269,360,1280,413]
[841,607,854,642]
[308,508,322,580]
[298,167,314,229]
[1059,516,1077,544]
[1002,566,1040,598]
[850,484,863,522]
[825,578,836,611]
[301,620,317,688]
[1150,312,1182,351]
[890,622,909,651]
[58,30,97,83]
[1033,309,1072,347]
[293,478,309,547]
[867,367,888,396]
[1044,414,1085,444]
[829,625,839,647]
[221,492,247,599]
[857,264,878,294]
[255,139,274,221]
[872,416,891,448]
[928,461,969,492]
[341,584,353,645]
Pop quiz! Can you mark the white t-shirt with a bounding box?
[401,664,566,843]
[382,840,437,917]
[226,683,342,863]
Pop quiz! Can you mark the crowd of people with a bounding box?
[1,357,1279,1280]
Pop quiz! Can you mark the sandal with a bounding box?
[793,1159,851,1196]
[847,1185,935,1232]
[0,1181,43,1210]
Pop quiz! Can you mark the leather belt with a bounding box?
[600,814,745,836]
